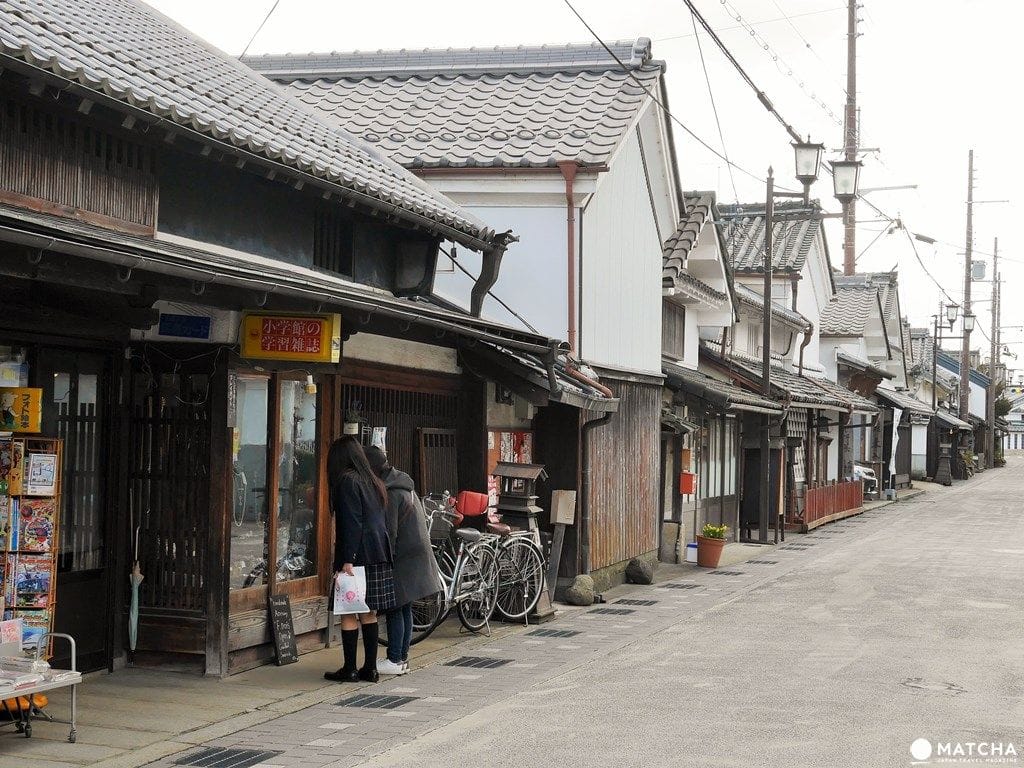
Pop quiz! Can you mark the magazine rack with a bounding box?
[0,436,63,656]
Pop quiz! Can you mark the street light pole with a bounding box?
[842,0,858,275]
[960,150,975,427]
[987,237,999,467]
[760,168,774,544]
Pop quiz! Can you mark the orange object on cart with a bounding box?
[1,694,48,712]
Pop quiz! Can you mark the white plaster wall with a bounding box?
[580,132,663,375]
[827,425,840,480]
[911,424,928,478]
[431,205,571,341]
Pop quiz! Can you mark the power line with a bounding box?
[681,0,804,144]
[561,0,781,188]
[690,11,739,203]
[769,0,847,94]
[654,6,845,42]
[717,0,843,125]
[439,246,540,333]
[239,0,281,59]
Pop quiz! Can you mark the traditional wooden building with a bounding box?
[246,38,675,588]
[0,0,613,675]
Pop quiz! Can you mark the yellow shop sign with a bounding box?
[0,388,42,433]
[241,313,341,363]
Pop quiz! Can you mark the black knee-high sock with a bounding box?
[360,621,379,671]
[341,629,359,673]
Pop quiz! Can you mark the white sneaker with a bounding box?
[401,660,410,673]
[376,659,406,675]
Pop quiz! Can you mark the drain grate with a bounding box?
[176,748,284,768]
[710,570,744,576]
[527,628,580,638]
[336,693,418,710]
[660,582,701,590]
[614,598,658,606]
[747,559,778,565]
[588,607,636,615]
[445,656,511,669]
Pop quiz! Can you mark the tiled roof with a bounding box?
[875,385,933,415]
[719,202,821,273]
[733,283,809,330]
[663,193,715,287]
[670,272,729,307]
[663,358,782,413]
[703,347,877,412]
[820,285,882,336]
[246,40,661,169]
[836,351,894,380]
[0,0,496,247]
[835,272,903,349]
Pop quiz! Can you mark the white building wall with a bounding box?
[431,205,570,341]
[911,424,928,478]
[580,132,663,375]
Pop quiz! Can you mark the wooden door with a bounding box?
[37,348,112,672]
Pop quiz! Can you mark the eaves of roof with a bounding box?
[662,358,782,414]
[0,0,497,252]
[663,192,715,287]
[733,283,809,331]
[836,351,894,380]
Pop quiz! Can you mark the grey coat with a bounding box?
[381,467,442,606]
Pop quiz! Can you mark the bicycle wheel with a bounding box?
[456,545,499,633]
[494,538,545,620]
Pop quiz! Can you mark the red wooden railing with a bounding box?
[803,480,864,526]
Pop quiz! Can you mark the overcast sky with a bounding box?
[150,0,1023,375]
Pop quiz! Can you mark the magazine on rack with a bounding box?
[20,610,49,650]
[14,555,50,608]
[24,453,57,496]
[18,498,55,552]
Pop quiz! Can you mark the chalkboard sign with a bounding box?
[268,594,298,666]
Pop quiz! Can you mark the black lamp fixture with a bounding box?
[830,159,863,203]
[793,140,825,198]
[945,303,960,329]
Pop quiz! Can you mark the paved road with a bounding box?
[159,463,1024,768]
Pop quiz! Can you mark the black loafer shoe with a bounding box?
[324,668,360,682]
[358,667,379,683]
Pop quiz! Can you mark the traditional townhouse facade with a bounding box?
[0,0,614,675]
[247,39,677,587]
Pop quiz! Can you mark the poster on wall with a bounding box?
[0,388,42,433]
[24,453,57,496]
[240,313,342,363]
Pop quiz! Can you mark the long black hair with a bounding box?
[327,435,388,507]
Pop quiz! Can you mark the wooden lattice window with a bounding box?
[662,303,686,359]
[313,204,354,276]
[0,92,157,232]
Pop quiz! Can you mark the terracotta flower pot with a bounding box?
[695,535,726,568]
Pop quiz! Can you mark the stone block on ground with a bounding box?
[625,557,654,585]
[563,575,595,606]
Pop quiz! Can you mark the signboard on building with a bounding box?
[0,388,42,433]
[241,313,342,364]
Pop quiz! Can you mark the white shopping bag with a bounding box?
[332,567,369,615]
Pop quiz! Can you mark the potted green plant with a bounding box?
[696,523,728,568]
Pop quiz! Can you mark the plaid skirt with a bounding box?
[364,562,396,613]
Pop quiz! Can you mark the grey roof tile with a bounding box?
[663,192,714,287]
[663,358,782,413]
[733,283,809,330]
[0,0,494,246]
[820,285,882,336]
[719,201,822,273]
[245,40,662,169]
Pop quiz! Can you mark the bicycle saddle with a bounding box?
[455,528,483,544]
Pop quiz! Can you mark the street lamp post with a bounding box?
[757,141,825,545]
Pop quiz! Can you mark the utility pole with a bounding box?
[842,0,859,276]
[960,150,975,430]
[761,168,774,544]
[987,237,999,467]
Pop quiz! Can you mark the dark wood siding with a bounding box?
[587,378,661,570]
[662,303,686,359]
[0,91,156,232]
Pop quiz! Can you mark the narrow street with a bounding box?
[138,463,1024,768]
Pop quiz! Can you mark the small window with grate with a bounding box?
[314,204,354,277]
[662,303,686,359]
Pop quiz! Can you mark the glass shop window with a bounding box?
[276,380,318,583]
[230,375,271,590]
